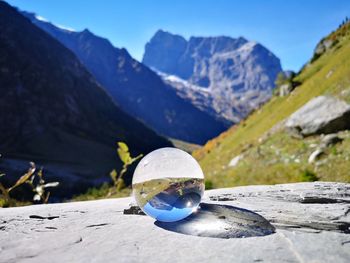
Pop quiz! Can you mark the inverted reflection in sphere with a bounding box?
[132,148,205,222]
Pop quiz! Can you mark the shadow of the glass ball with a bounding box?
[154,203,275,239]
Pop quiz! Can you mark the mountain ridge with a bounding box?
[22,12,227,144]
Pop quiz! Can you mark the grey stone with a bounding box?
[314,39,334,57]
[285,96,350,136]
[123,205,145,215]
[228,154,243,167]
[308,148,324,163]
[321,133,343,148]
[279,83,294,97]
[0,182,349,262]
[308,133,343,164]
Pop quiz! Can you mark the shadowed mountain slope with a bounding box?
[0,2,171,197]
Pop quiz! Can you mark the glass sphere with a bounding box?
[132,147,205,222]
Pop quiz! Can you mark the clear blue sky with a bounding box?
[6,0,350,71]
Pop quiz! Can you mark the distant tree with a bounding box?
[274,71,296,87]
[274,72,288,87]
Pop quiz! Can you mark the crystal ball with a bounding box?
[132,147,205,222]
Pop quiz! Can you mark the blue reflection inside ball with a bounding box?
[143,191,202,222]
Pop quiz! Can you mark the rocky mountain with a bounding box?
[0,2,171,197]
[143,30,282,124]
[22,13,227,144]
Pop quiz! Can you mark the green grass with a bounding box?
[300,170,318,182]
[194,28,350,188]
[72,183,132,201]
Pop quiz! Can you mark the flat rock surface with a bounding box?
[1,182,349,263]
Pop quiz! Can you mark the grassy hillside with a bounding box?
[194,22,350,188]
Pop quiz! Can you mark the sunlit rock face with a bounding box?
[132,148,205,222]
[143,30,282,125]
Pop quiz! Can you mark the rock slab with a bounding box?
[285,96,350,136]
[0,182,349,263]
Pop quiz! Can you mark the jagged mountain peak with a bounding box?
[153,29,186,40]
[143,29,282,124]
[81,28,93,35]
